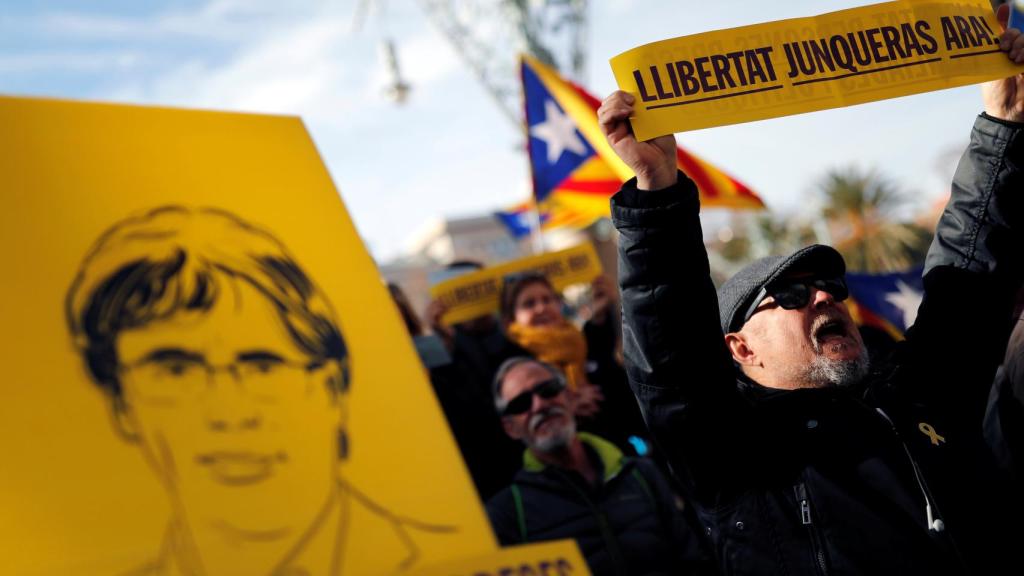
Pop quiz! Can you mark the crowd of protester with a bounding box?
[390,270,715,575]
[390,240,1024,576]
[383,6,1024,575]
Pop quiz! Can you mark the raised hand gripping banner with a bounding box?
[0,95,588,576]
[500,54,764,239]
[430,243,603,326]
[611,0,1021,139]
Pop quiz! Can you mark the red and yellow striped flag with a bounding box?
[498,54,765,237]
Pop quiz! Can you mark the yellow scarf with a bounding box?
[506,320,588,390]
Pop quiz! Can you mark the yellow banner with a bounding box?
[611,0,1021,139]
[430,244,603,326]
[410,540,590,576]
[0,96,498,575]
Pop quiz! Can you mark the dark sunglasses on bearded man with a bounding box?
[740,275,849,327]
[499,377,567,417]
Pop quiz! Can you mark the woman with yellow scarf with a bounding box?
[499,272,648,452]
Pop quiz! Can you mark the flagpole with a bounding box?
[519,53,546,256]
[530,196,545,255]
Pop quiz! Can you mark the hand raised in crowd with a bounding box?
[597,90,678,190]
[987,4,1024,123]
[425,298,455,350]
[572,380,605,419]
[587,274,617,326]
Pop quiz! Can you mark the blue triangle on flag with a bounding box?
[522,60,596,203]
[845,268,924,332]
[494,208,548,239]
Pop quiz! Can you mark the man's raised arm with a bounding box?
[900,6,1024,421]
[600,91,743,496]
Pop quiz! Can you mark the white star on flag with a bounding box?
[884,280,923,329]
[530,99,587,164]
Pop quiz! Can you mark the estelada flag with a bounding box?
[494,199,593,238]
[845,267,925,340]
[501,53,764,237]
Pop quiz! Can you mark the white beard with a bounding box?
[802,350,870,388]
[528,408,577,453]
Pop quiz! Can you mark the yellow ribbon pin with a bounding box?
[918,423,946,446]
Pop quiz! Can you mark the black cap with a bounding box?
[717,244,846,334]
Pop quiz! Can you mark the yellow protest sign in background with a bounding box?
[612,0,1021,139]
[0,96,496,575]
[408,540,589,576]
[430,243,603,326]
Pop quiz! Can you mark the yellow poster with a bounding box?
[410,541,588,576]
[429,244,603,326]
[0,96,496,575]
[611,0,1021,139]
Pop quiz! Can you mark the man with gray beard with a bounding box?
[717,249,872,391]
[598,9,1024,572]
[485,357,711,576]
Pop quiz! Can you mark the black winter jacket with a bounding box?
[486,433,710,576]
[610,113,1024,576]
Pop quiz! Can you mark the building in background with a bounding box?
[405,214,527,265]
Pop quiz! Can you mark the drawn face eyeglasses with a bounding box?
[119,349,325,404]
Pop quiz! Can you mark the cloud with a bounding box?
[602,0,646,19]
[143,17,350,113]
[72,0,462,133]
[10,0,524,262]
[35,0,324,42]
[0,51,141,73]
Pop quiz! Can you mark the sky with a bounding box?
[0,0,994,261]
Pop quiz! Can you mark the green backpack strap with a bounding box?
[511,483,528,542]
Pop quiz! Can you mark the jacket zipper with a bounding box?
[795,482,830,576]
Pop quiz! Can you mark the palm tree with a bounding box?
[712,211,815,271]
[816,167,930,273]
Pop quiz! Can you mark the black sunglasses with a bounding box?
[740,276,848,328]
[500,378,566,416]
